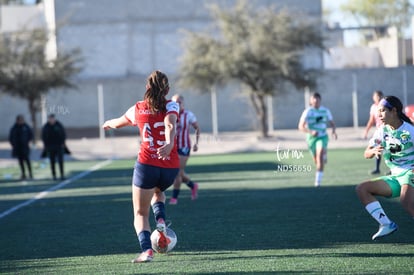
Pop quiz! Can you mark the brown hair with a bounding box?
[373,90,383,98]
[311,92,321,99]
[144,70,170,113]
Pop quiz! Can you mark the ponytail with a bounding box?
[144,70,170,113]
[399,111,413,125]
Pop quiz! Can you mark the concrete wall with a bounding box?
[2,0,413,139]
[269,67,414,130]
[2,66,413,140]
[54,0,323,78]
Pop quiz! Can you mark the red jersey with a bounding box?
[177,109,197,149]
[124,100,180,168]
[369,103,382,128]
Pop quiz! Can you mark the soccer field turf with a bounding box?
[1,149,413,274]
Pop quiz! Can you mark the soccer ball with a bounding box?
[150,227,177,253]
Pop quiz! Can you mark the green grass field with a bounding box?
[1,148,414,274]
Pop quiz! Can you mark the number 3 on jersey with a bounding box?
[142,122,166,147]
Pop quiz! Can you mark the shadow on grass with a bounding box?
[1,187,411,262]
[187,161,278,173]
[0,158,412,263]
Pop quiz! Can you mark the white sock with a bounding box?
[365,201,392,225]
[315,171,323,184]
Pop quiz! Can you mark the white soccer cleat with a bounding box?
[372,222,398,240]
[131,249,153,263]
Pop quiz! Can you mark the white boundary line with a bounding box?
[0,159,112,220]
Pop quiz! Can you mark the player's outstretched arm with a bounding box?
[102,116,131,130]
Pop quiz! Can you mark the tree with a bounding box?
[177,32,225,92]
[340,0,414,38]
[177,0,324,137]
[0,28,83,142]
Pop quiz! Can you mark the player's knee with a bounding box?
[355,183,366,196]
[399,196,414,213]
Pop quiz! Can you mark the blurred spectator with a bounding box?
[9,114,33,180]
[42,114,67,180]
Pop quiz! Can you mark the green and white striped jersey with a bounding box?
[369,121,414,174]
[299,106,333,137]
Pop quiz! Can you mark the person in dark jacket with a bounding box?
[9,114,34,180]
[42,114,67,180]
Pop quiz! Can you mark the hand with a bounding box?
[310,130,318,137]
[193,144,198,152]
[157,143,174,160]
[332,132,338,140]
[371,146,384,159]
[102,120,115,130]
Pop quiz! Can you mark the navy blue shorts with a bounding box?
[178,147,191,157]
[132,162,179,191]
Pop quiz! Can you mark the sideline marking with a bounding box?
[0,159,112,220]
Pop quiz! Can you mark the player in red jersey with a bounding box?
[102,70,179,263]
[169,94,200,205]
[363,90,384,174]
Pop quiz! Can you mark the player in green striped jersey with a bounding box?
[356,95,414,240]
[299,92,337,187]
